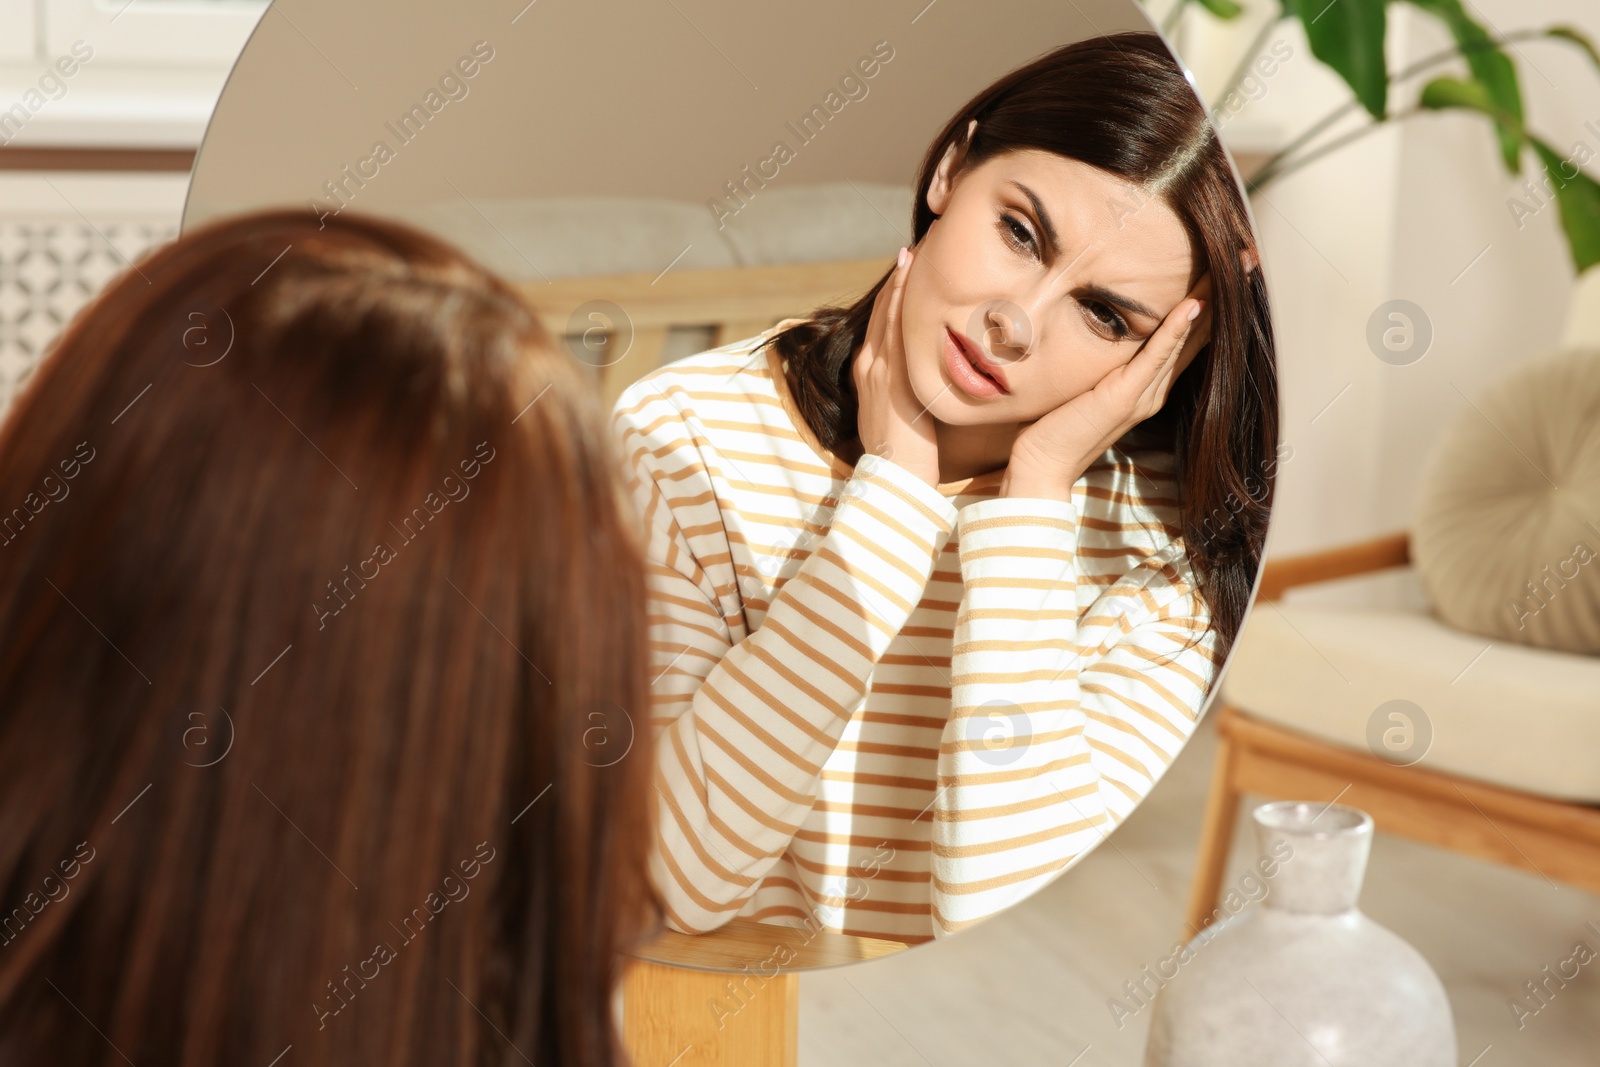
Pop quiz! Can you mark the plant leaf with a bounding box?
[1529,137,1600,275]
[1195,0,1245,17]
[1404,0,1524,173]
[1548,25,1600,76]
[1418,74,1525,145]
[1279,0,1388,118]
[1418,74,1496,117]
[1420,81,1600,271]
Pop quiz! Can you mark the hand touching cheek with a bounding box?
[1002,271,1213,501]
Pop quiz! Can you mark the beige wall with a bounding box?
[187,0,1147,221]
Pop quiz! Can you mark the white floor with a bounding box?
[801,708,1600,1066]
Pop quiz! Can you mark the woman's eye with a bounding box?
[1084,301,1131,340]
[997,212,1036,257]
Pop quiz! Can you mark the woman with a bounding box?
[612,31,1278,943]
[0,210,659,1065]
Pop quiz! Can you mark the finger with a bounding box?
[1173,301,1212,376]
[1167,272,1215,376]
[1137,296,1203,377]
[861,248,908,371]
[885,247,913,361]
[1104,298,1198,422]
[856,255,898,389]
[1183,272,1214,341]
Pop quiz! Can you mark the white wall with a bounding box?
[1380,0,1600,531]
[1174,0,1598,605]
[1180,3,1412,564]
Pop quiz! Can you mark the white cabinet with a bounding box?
[0,173,186,411]
[0,0,256,413]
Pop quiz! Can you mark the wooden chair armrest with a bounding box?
[1256,531,1411,602]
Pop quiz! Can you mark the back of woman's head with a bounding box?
[0,208,658,1066]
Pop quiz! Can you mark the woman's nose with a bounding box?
[974,300,1037,368]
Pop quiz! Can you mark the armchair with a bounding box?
[1184,531,1600,935]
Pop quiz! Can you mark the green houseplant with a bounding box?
[1157,0,1600,273]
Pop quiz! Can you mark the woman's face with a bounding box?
[899,139,1199,427]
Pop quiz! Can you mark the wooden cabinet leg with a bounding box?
[622,957,798,1067]
[1183,704,1242,938]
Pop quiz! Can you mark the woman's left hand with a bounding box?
[1003,272,1214,500]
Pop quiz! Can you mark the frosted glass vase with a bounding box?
[1144,801,1456,1066]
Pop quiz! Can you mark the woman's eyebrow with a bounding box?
[1007,179,1161,320]
[1006,180,1060,256]
[1081,283,1159,321]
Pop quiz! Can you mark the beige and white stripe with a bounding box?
[609,324,1220,943]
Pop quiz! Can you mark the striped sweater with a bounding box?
[609,322,1221,943]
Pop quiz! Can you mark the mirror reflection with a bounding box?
[183,0,1278,964]
[616,32,1277,950]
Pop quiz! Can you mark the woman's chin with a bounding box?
[915,385,987,427]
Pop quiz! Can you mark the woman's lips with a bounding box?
[943,326,1009,396]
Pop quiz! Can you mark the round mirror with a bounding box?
[186,0,1278,973]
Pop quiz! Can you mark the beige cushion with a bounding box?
[1411,347,1600,654]
[716,181,912,266]
[384,196,742,280]
[1220,600,1600,802]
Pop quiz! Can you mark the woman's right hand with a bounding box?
[851,246,941,488]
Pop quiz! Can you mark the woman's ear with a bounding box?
[927,118,978,217]
[1241,246,1260,274]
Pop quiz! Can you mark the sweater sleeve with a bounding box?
[611,383,958,934]
[930,494,1219,936]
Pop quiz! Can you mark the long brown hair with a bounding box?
[0,208,659,1065]
[767,31,1278,667]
